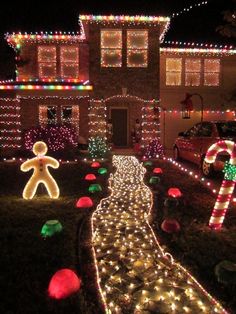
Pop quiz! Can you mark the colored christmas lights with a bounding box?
[205,140,236,230]
[80,14,170,43]
[0,84,93,90]
[91,155,227,313]
[20,141,60,199]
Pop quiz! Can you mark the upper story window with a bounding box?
[127,30,148,67]
[204,59,220,86]
[166,58,182,86]
[101,30,122,67]
[185,59,201,86]
[60,47,79,79]
[38,46,56,78]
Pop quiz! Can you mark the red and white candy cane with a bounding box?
[205,140,236,230]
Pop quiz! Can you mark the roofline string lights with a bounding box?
[80,14,170,43]
[0,84,93,91]
[91,155,227,313]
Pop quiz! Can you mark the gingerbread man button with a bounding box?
[20,141,60,199]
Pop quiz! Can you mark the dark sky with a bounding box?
[0,0,235,79]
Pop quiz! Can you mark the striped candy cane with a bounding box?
[205,140,236,230]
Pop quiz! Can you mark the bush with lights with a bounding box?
[24,125,77,152]
[88,136,109,158]
[142,138,164,159]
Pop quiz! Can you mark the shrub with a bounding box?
[142,138,164,159]
[24,125,78,152]
[88,136,109,158]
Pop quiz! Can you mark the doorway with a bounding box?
[110,108,128,147]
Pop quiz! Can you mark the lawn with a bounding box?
[0,155,235,314]
[0,159,110,314]
[144,159,236,314]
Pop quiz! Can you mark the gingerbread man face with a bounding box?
[33,141,48,156]
[21,141,60,199]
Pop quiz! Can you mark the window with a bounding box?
[39,105,57,125]
[166,58,182,86]
[198,122,213,137]
[101,30,122,67]
[185,59,201,86]
[204,59,220,86]
[127,30,148,67]
[38,46,56,78]
[60,47,79,78]
[61,105,80,135]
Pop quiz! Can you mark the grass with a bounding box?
[0,155,235,313]
[144,159,236,313]
[0,160,110,314]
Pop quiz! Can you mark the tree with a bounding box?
[217,1,236,38]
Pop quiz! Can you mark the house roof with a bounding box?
[79,14,170,42]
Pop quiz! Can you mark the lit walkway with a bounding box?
[92,156,227,314]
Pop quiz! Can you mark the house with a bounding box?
[0,14,236,156]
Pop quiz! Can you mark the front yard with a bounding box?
[0,156,235,313]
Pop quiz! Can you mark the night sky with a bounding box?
[0,0,235,79]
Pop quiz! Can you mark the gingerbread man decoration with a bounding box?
[21,141,60,199]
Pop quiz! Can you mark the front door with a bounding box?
[111,108,128,147]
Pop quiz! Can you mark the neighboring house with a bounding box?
[0,14,236,155]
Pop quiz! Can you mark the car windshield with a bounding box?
[216,121,236,137]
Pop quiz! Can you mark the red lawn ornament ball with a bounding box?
[91,161,101,168]
[168,187,182,198]
[76,197,93,208]
[85,173,96,181]
[48,269,81,299]
[153,168,163,174]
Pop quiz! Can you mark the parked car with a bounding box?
[173,121,236,177]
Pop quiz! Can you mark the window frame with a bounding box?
[100,29,122,68]
[127,29,148,68]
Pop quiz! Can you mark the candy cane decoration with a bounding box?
[205,140,236,230]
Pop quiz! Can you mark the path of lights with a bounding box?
[91,155,227,313]
[0,84,92,91]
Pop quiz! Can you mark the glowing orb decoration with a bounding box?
[91,161,101,168]
[143,161,153,167]
[168,187,182,198]
[153,167,163,174]
[161,219,180,233]
[48,269,81,299]
[149,176,160,185]
[20,141,60,199]
[41,220,63,238]
[76,196,93,208]
[85,174,96,181]
[89,184,102,193]
[215,260,236,285]
[205,140,236,230]
[91,155,227,313]
[98,168,107,175]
